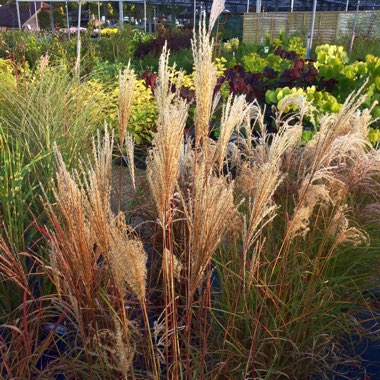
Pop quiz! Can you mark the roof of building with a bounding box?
[123,0,379,14]
[0,2,49,28]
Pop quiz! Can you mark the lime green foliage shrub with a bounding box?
[126,80,157,144]
[223,37,239,53]
[314,44,380,144]
[0,59,15,86]
[266,86,342,116]
[315,45,380,110]
[243,51,293,73]
[87,76,157,144]
[273,31,306,57]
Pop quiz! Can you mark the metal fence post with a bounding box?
[50,2,55,34]
[119,0,124,30]
[75,0,82,75]
[306,0,317,59]
[349,0,360,52]
[16,0,22,30]
[66,1,70,38]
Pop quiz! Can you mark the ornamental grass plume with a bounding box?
[214,94,252,171]
[185,161,237,296]
[344,149,380,199]
[85,130,147,301]
[284,93,377,243]
[209,0,225,30]
[239,123,303,255]
[48,147,98,299]
[118,63,137,149]
[47,131,147,302]
[327,205,368,249]
[147,47,189,223]
[84,129,114,254]
[287,182,332,239]
[191,0,224,147]
[155,43,178,119]
[303,90,371,172]
[88,315,135,377]
[108,219,147,301]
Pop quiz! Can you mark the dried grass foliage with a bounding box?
[47,129,147,302]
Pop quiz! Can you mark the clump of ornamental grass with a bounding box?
[47,130,147,302]
[133,4,379,377]
[207,93,380,379]
[0,60,109,253]
[37,130,150,377]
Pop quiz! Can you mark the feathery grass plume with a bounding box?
[50,134,147,303]
[344,149,380,199]
[277,93,315,124]
[114,317,135,375]
[304,90,371,171]
[118,63,137,149]
[266,120,303,166]
[155,43,177,120]
[93,318,135,376]
[186,161,237,295]
[327,205,368,249]
[178,137,196,189]
[91,129,114,195]
[240,123,303,255]
[214,94,251,171]
[83,129,114,254]
[240,162,282,255]
[147,101,189,222]
[287,182,332,239]
[191,0,224,147]
[48,148,98,298]
[108,218,147,301]
[209,0,225,31]
[124,132,136,191]
[147,44,189,221]
[39,53,50,76]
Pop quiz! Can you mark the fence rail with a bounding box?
[243,11,380,45]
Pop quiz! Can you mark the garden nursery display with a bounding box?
[0,0,380,378]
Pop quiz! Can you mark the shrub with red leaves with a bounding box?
[134,27,192,59]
